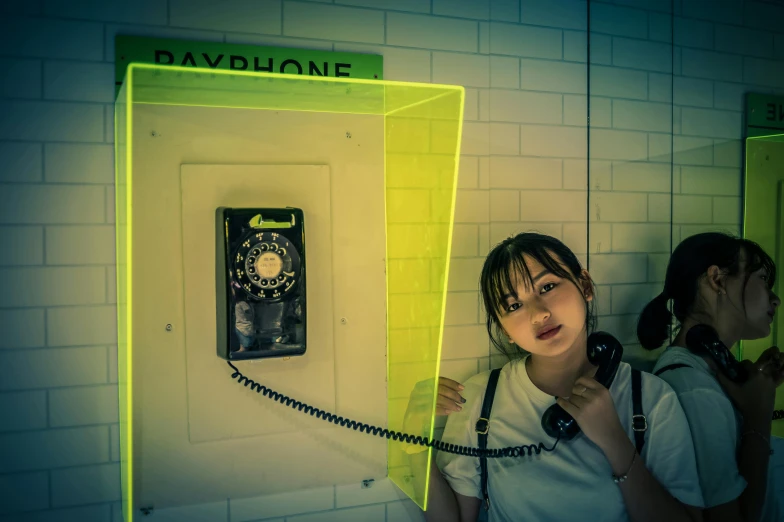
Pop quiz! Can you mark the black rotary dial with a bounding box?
[233,231,300,301]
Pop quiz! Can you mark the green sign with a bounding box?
[115,35,383,96]
[746,93,784,136]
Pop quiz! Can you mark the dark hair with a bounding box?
[480,232,596,360]
[637,232,776,350]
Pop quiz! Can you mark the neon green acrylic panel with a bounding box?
[115,79,132,522]
[743,134,784,437]
[114,64,464,520]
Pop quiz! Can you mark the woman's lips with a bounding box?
[537,325,562,340]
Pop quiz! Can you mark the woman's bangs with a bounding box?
[486,252,532,315]
[750,248,777,289]
[485,244,575,314]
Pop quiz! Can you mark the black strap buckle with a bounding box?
[475,417,489,435]
[632,414,648,432]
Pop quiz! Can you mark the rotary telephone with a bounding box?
[216,207,306,361]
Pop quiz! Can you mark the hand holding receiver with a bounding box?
[752,345,784,387]
[556,376,627,454]
[715,363,776,429]
[542,331,623,441]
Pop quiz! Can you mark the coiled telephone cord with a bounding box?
[228,361,560,458]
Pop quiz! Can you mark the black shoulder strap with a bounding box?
[476,368,502,511]
[631,369,647,455]
[653,363,692,377]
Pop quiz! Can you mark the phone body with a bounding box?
[541,331,623,440]
[216,207,307,360]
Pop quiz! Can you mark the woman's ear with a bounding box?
[580,269,594,302]
[705,265,727,296]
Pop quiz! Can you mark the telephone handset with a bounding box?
[685,324,748,383]
[227,331,625,457]
[216,207,306,361]
[541,331,623,440]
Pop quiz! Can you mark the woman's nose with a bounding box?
[529,298,550,322]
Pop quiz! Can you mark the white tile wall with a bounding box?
[1,0,783,521]
[172,0,281,34]
[0,58,42,99]
[50,463,121,507]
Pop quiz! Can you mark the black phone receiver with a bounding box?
[685,324,747,383]
[541,331,623,440]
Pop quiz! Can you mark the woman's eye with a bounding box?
[541,282,557,293]
[506,302,521,313]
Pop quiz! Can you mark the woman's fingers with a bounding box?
[437,377,466,405]
[574,376,602,390]
[438,387,465,405]
[757,346,781,362]
[408,390,465,410]
[436,396,462,415]
[438,376,465,392]
[571,383,592,398]
[437,384,465,413]
[408,376,466,416]
[754,347,780,371]
[566,394,589,409]
[556,398,578,418]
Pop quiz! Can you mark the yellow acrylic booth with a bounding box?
[114,64,464,521]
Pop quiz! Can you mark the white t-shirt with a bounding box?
[652,346,779,521]
[436,357,704,522]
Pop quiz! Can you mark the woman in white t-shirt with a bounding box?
[638,232,782,522]
[422,233,704,522]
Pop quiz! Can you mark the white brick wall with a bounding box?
[1,1,783,521]
[587,0,784,384]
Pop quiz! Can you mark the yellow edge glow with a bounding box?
[383,82,390,434]
[128,62,463,91]
[124,65,135,522]
[423,87,466,511]
[741,131,784,361]
[746,133,784,141]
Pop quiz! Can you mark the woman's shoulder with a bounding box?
[651,346,725,395]
[652,346,709,375]
[628,360,731,418]
[462,363,504,391]
[612,361,672,396]
[464,359,519,383]
[608,361,683,417]
[459,360,520,401]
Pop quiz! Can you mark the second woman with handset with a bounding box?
[638,232,782,522]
